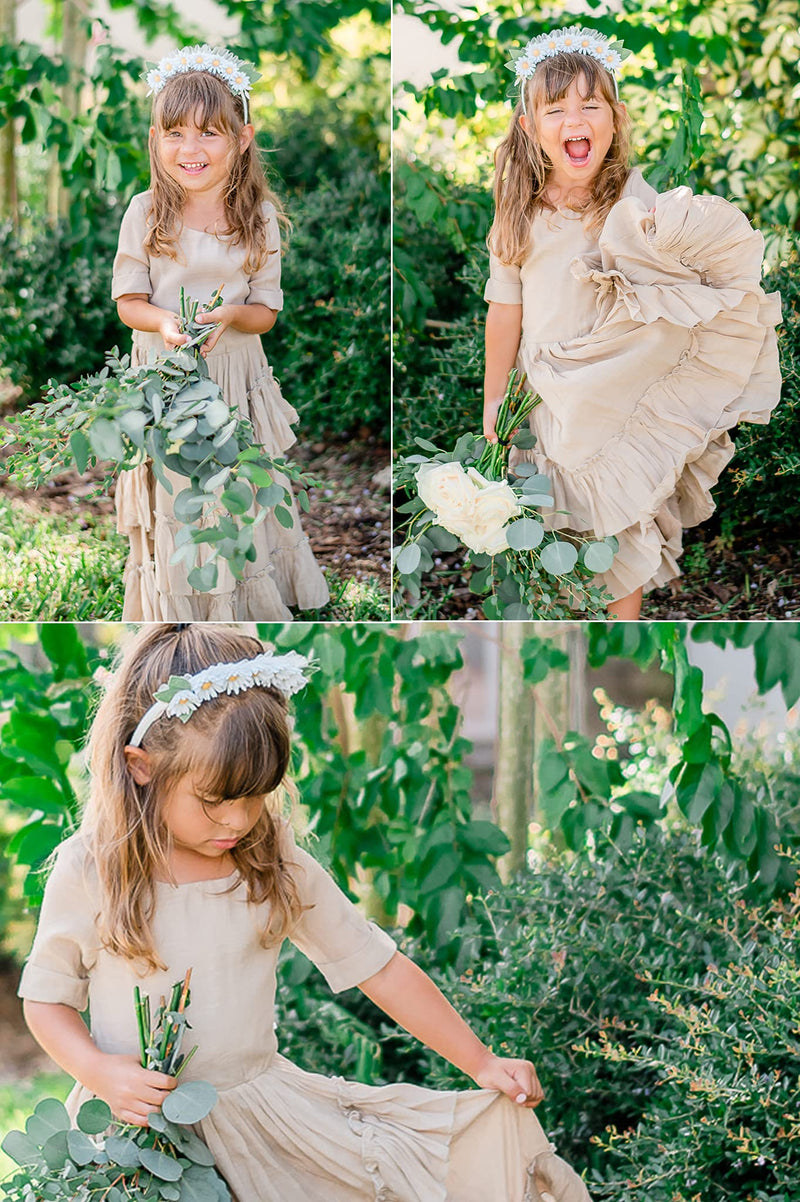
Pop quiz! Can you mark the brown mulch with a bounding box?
[393,514,800,622]
[0,959,56,1083]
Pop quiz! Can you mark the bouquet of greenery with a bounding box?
[2,288,321,593]
[1,970,230,1202]
[393,371,617,619]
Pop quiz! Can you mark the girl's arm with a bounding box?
[358,952,543,1107]
[23,1000,176,1126]
[484,301,523,443]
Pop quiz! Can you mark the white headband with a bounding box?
[129,651,310,748]
[144,44,260,123]
[507,26,631,111]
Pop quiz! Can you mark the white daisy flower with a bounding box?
[165,690,200,720]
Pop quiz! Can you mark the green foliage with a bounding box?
[2,977,227,1201]
[4,309,321,593]
[0,626,106,905]
[268,162,390,440]
[0,210,127,399]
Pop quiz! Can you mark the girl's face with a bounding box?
[152,105,254,200]
[161,774,264,863]
[525,74,618,195]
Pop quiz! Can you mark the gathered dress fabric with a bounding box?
[484,168,782,599]
[111,191,329,620]
[18,831,591,1202]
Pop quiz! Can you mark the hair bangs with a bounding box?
[153,71,240,135]
[172,688,291,803]
[530,53,616,108]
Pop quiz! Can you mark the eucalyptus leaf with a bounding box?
[162,1081,218,1125]
[256,482,286,508]
[582,542,616,573]
[187,562,219,592]
[505,518,545,551]
[1,1129,44,1167]
[138,1148,184,1182]
[221,481,253,516]
[539,540,579,575]
[395,543,422,574]
[65,1129,97,1166]
[104,1136,141,1167]
[76,1098,112,1135]
[274,505,295,530]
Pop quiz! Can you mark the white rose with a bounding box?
[461,479,520,555]
[416,462,478,527]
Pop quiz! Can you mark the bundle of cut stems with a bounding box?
[134,968,197,1078]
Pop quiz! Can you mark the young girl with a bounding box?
[112,45,329,621]
[18,623,590,1202]
[484,26,782,620]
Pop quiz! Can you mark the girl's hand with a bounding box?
[84,1051,178,1126]
[472,1052,544,1108]
[483,397,504,445]
[159,313,189,352]
[196,304,234,356]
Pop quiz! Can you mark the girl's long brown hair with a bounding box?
[490,53,632,265]
[83,624,305,972]
[145,71,289,274]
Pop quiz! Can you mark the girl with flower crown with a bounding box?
[484,26,782,619]
[112,46,329,621]
[18,623,591,1202]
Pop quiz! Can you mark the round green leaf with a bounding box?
[256,482,286,508]
[138,1147,184,1182]
[104,1135,141,1167]
[502,603,533,620]
[161,1080,218,1125]
[221,480,253,515]
[539,540,579,575]
[187,562,219,593]
[66,1128,97,1166]
[41,1129,69,1170]
[583,542,615,573]
[395,543,421,574]
[76,1098,112,1135]
[505,518,544,551]
[2,1129,43,1167]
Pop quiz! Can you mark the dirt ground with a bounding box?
[0,959,56,1082]
[393,512,800,621]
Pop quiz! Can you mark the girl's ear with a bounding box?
[238,124,255,154]
[519,113,533,138]
[124,746,153,785]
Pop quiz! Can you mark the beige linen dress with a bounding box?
[111,191,330,620]
[18,831,591,1202]
[484,168,782,599]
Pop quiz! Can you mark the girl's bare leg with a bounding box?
[607,587,643,621]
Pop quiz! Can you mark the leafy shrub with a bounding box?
[0,203,126,399]
[269,159,390,440]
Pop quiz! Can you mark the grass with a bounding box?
[0,497,389,622]
[0,1072,73,1180]
[0,497,126,620]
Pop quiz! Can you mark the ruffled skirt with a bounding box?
[196,1055,591,1202]
[516,186,782,599]
[115,330,329,620]
[65,1054,590,1202]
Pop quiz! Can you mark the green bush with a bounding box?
[269,160,390,440]
[0,204,126,399]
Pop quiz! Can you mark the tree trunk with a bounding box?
[49,0,90,221]
[495,623,534,880]
[0,0,17,224]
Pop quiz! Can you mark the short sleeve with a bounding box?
[111,193,153,301]
[484,251,523,305]
[17,833,100,1011]
[245,203,284,311]
[623,166,659,209]
[286,836,397,993]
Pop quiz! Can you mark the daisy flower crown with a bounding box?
[506,26,632,111]
[128,651,311,748]
[144,44,261,122]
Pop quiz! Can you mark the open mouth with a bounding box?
[563,136,592,167]
[179,162,208,175]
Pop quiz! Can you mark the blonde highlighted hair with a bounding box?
[489,53,632,265]
[82,624,305,972]
[145,71,289,274]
